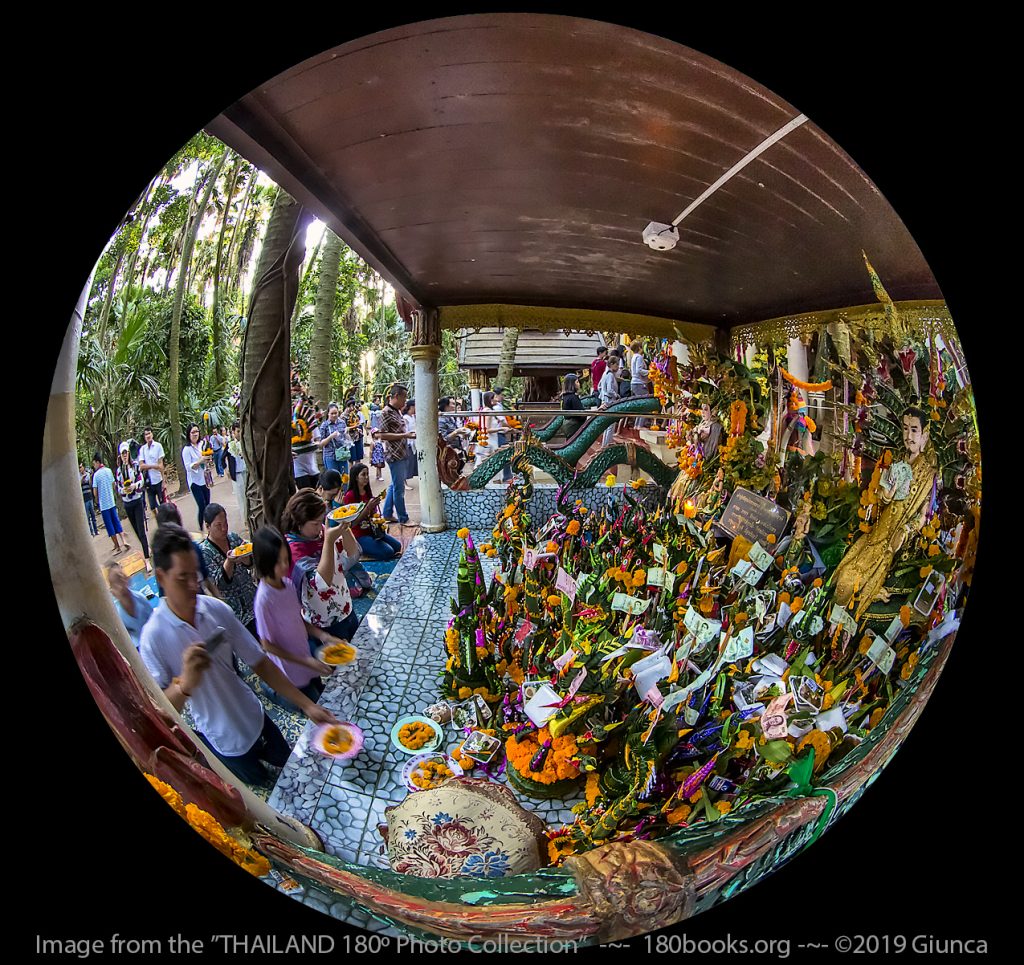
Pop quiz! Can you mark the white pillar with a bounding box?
[470,386,483,412]
[786,337,809,382]
[412,344,446,532]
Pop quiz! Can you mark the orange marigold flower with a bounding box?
[667,803,692,825]
[765,533,776,545]
[899,605,912,627]
[547,594,562,607]
[546,541,558,553]
[566,520,581,536]
[716,800,733,815]
[790,597,804,613]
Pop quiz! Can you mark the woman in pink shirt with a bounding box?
[252,525,335,708]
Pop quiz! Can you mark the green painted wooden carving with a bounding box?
[467,396,666,488]
[532,392,600,442]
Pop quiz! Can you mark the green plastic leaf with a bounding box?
[757,739,794,764]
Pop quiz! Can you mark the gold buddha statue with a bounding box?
[833,407,938,622]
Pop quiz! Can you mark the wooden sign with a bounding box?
[718,487,791,546]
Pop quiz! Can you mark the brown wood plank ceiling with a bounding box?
[207,13,940,330]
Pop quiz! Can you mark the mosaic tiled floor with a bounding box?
[268,530,586,924]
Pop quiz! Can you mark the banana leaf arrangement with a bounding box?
[435,334,978,864]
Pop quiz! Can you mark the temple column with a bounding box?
[412,308,446,532]
[786,336,809,382]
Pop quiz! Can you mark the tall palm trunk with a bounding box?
[240,190,313,531]
[291,232,325,330]
[309,230,343,405]
[211,156,242,393]
[496,326,520,389]
[168,149,227,494]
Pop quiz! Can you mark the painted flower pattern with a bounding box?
[460,850,512,878]
[387,809,529,880]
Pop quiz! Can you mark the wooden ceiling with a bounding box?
[207,13,940,330]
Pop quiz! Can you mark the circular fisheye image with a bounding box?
[43,14,981,946]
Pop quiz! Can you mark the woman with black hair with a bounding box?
[252,525,335,708]
[199,502,258,637]
[343,463,403,560]
[181,423,213,531]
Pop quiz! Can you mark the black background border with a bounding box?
[25,6,1002,959]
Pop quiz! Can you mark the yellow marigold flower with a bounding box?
[688,788,703,804]
[458,687,472,699]
[341,473,350,484]
[900,662,912,681]
[778,592,791,605]
[927,544,940,557]
[457,527,470,540]
[899,605,912,627]
[868,708,885,730]
[765,533,776,544]
[632,569,646,586]
[605,474,616,487]
[735,729,753,750]
[734,612,748,626]
[630,478,646,489]
[716,800,733,815]
[546,540,558,553]
[579,505,588,514]
[797,730,832,772]
[548,594,562,607]
[585,771,602,807]
[858,634,872,655]
[920,565,933,579]
[790,597,804,613]
[822,694,834,710]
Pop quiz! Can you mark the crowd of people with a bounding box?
[81,340,654,789]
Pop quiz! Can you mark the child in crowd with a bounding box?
[252,526,338,709]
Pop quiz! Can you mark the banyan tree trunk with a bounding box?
[240,190,313,531]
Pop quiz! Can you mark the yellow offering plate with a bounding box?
[328,502,364,521]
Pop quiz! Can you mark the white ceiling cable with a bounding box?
[670,113,809,227]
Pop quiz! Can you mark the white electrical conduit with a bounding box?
[670,114,810,227]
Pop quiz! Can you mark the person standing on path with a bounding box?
[591,345,608,396]
[80,463,98,536]
[369,396,386,481]
[227,422,249,528]
[182,424,213,533]
[379,384,415,525]
[402,399,418,483]
[345,398,365,464]
[137,427,166,519]
[115,442,152,573]
[488,387,514,483]
[598,354,622,448]
[93,452,129,554]
[210,426,227,479]
[629,339,650,429]
[315,403,349,476]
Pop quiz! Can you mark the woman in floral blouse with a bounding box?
[281,489,380,643]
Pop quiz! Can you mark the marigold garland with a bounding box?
[184,802,270,877]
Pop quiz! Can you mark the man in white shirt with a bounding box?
[137,427,166,519]
[598,355,622,447]
[140,525,338,786]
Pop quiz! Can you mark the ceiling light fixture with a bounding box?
[642,112,809,250]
